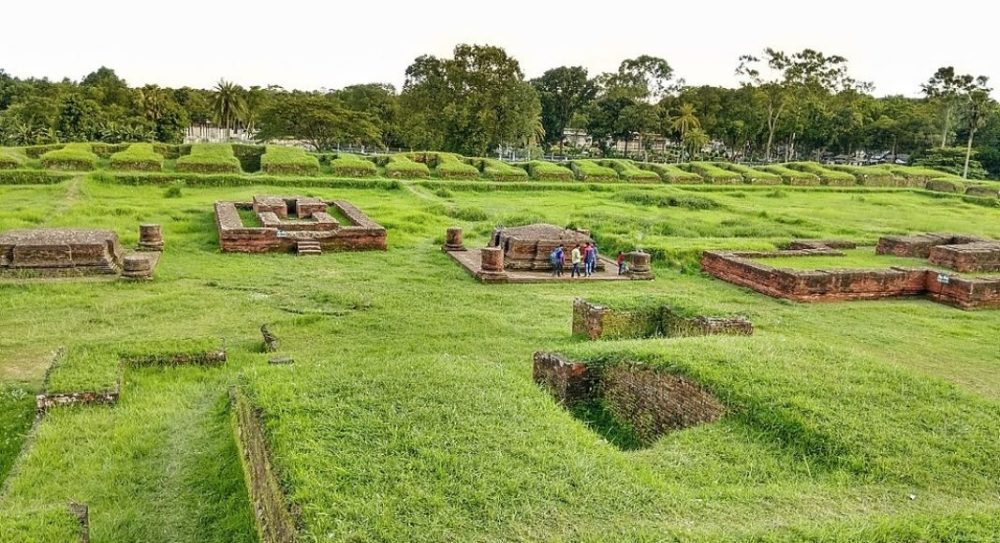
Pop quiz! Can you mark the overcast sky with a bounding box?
[3,0,997,97]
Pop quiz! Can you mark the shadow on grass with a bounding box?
[568,400,646,451]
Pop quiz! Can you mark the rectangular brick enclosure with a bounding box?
[700,244,1000,310]
[572,298,752,340]
[215,195,386,255]
[533,352,724,445]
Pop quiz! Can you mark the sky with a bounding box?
[2,0,998,97]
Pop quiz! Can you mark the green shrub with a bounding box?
[520,160,574,181]
[40,143,98,171]
[163,180,185,198]
[570,160,619,182]
[109,143,164,172]
[760,164,821,185]
[464,157,529,182]
[598,159,660,183]
[329,153,377,178]
[384,155,430,179]
[828,164,900,186]
[91,142,130,159]
[615,190,720,210]
[260,145,320,176]
[636,162,703,183]
[408,152,480,179]
[175,143,241,173]
[685,162,743,184]
[0,170,73,185]
[784,162,857,186]
[884,165,952,186]
[152,143,192,160]
[232,144,266,173]
[714,163,782,185]
[924,177,965,193]
[0,148,27,170]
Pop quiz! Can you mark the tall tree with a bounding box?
[670,103,701,161]
[959,79,995,178]
[922,67,977,148]
[212,79,245,140]
[531,66,596,151]
[605,55,675,102]
[256,92,380,151]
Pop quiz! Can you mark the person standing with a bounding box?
[570,244,582,278]
[550,244,565,277]
[616,251,626,275]
[582,243,594,277]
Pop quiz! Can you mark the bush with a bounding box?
[175,143,241,173]
[760,164,821,185]
[925,177,965,193]
[827,164,900,186]
[615,190,720,210]
[40,143,98,171]
[570,160,619,182]
[329,153,377,178]
[260,145,320,176]
[384,155,431,179]
[0,148,27,170]
[0,170,73,185]
[520,160,574,181]
[232,144,266,173]
[163,180,185,198]
[784,162,857,186]
[635,162,703,183]
[598,159,660,183]
[714,163,781,185]
[21,144,64,159]
[109,143,164,172]
[464,157,529,182]
[685,162,742,184]
[915,147,989,180]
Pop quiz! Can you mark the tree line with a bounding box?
[1,44,997,177]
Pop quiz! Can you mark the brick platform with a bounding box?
[489,223,603,271]
[0,228,160,280]
[215,196,387,254]
[875,233,985,259]
[927,241,1000,273]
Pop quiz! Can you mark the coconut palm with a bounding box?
[213,79,246,141]
[683,127,710,160]
[671,103,700,162]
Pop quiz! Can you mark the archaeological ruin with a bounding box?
[700,237,1000,309]
[214,195,387,255]
[533,352,724,445]
[572,298,753,340]
[0,226,161,280]
[443,225,654,283]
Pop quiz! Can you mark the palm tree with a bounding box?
[213,79,246,141]
[671,103,700,162]
[683,128,710,160]
[137,85,167,122]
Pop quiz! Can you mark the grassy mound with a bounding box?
[715,163,782,185]
[109,143,164,172]
[175,144,242,174]
[785,162,858,186]
[760,164,821,185]
[260,146,320,176]
[636,162,704,183]
[384,154,431,179]
[827,164,901,186]
[685,162,743,184]
[329,153,377,178]
[882,165,953,187]
[40,143,98,171]
[464,157,529,182]
[598,159,661,183]
[570,159,619,182]
[0,147,28,170]
[519,160,574,181]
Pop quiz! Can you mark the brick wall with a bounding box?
[572,298,752,340]
[928,242,1000,273]
[532,352,596,406]
[215,200,387,253]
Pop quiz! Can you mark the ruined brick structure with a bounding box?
[215,195,387,255]
[0,227,160,279]
[572,298,753,340]
[489,223,604,271]
[533,352,724,444]
[927,241,1000,273]
[700,245,1000,310]
[876,233,984,259]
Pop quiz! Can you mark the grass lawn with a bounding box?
[0,176,998,541]
[751,247,1000,278]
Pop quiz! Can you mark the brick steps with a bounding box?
[296,240,321,256]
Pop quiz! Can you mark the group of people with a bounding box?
[548,243,629,277]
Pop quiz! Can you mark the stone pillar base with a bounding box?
[122,255,154,280]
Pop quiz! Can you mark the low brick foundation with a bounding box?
[232,388,300,543]
[122,349,227,368]
[572,298,752,340]
[216,198,386,254]
[928,241,1000,273]
[36,390,120,412]
[700,250,1000,309]
[533,352,723,445]
[875,233,984,259]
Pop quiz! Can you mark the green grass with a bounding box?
[260,146,320,176]
[637,162,705,183]
[175,144,242,174]
[0,148,27,170]
[109,143,164,172]
[715,163,783,185]
[597,159,661,183]
[785,162,858,186]
[828,165,902,186]
[0,504,85,542]
[329,153,377,178]
[464,157,529,182]
[760,164,821,185]
[519,160,575,181]
[0,178,998,541]
[39,143,98,171]
[384,154,431,179]
[750,247,997,278]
